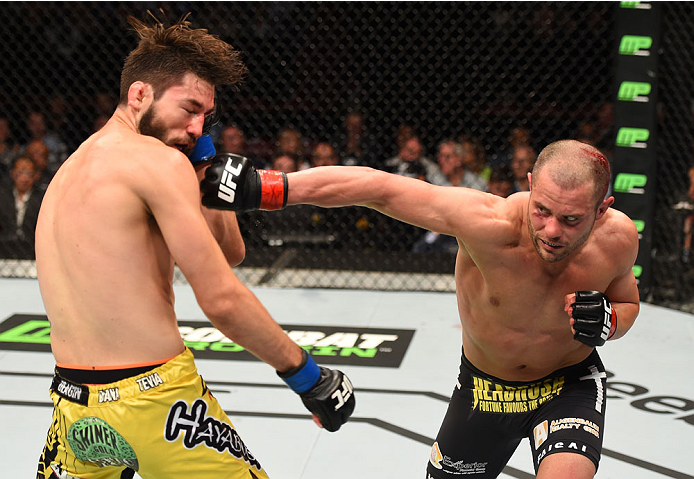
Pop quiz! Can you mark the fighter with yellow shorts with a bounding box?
[37,348,268,479]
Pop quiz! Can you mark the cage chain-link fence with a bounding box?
[0,2,692,309]
[650,2,694,311]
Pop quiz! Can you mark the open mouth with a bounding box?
[540,238,562,250]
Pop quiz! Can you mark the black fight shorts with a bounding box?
[427,348,606,478]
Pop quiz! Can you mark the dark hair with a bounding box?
[404,160,427,179]
[489,165,514,184]
[119,12,247,104]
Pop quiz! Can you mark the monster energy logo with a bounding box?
[614,173,647,194]
[619,35,652,56]
[632,220,645,238]
[615,128,649,148]
[620,1,651,9]
[618,82,651,102]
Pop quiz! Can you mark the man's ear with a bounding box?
[527,172,532,191]
[596,196,615,220]
[127,81,152,112]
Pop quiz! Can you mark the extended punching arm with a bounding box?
[200,153,287,211]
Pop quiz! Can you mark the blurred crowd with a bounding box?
[1,94,686,262]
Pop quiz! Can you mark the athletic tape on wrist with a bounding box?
[278,350,321,394]
[608,308,618,339]
[258,169,288,210]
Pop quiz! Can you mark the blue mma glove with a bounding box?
[188,135,216,164]
[278,349,355,432]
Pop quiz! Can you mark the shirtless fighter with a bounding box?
[200,139,640,478]
[35,14,354,479]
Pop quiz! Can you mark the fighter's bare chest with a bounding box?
[474,247,611,311]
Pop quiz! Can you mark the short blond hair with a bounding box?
[532,140,611,207]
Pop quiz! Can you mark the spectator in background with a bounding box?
[0,155,45,259]
[459,134,492,182]
[487,165,515,198]
[221,124,247,156]
[275,127,308,167]
[395,124,416,152]
[92,115,110,133]
[433,140,487,191]
[510,144,536,192]
[338,111,370,166]
[94,91,118,118]
[595,101,615,153]
[682,165,694,265]
[220,123,267,168]
[48,96,75,150]
[271,152,306,173]
[91,92,119,135]
[22,110,68,175]
[489,125,532,168]
[310,142,340,167]
[384,136,443,183]
[0,115,20,175]
[412,139,488,254]
[24,139,53,190]
[575,122,599,147]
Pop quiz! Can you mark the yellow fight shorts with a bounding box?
[36,348,269,479]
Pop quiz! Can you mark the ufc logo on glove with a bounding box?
[201,153,288,212]
[331,377,354,411]
[217,159,244,202]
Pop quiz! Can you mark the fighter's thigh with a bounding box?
[36,396,135,479]
[528,385,605,474]
[133,387,269,479]
[426,391,521,478]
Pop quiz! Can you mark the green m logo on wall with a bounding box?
[619,35,652,56]
[618,82,651,102]
[615,128,649,149]
[614,173,647,194]
[620,1,651,9]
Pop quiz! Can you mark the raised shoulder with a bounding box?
[595,207,640,271]
[452,190,526,247]
[127,135,199,208]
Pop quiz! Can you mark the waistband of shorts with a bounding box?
[51,347,198,406]
[460,347,603,387]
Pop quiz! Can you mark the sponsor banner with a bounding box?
[0,314,414,368]
[611,1,662,295]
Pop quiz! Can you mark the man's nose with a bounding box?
[187,114,205,138]
[544,216,562,238]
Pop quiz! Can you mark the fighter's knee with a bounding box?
[536,452,596,479]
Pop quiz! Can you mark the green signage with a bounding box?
[615,127,649,148]
[619,35,652,56]
[614,173,647,194]
[617,81,651,102]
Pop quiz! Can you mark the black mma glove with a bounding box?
[200,153,288,211]
[571,291,617,347]
[278,349,355,432]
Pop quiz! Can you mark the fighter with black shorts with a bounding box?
[427,348,606,478]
